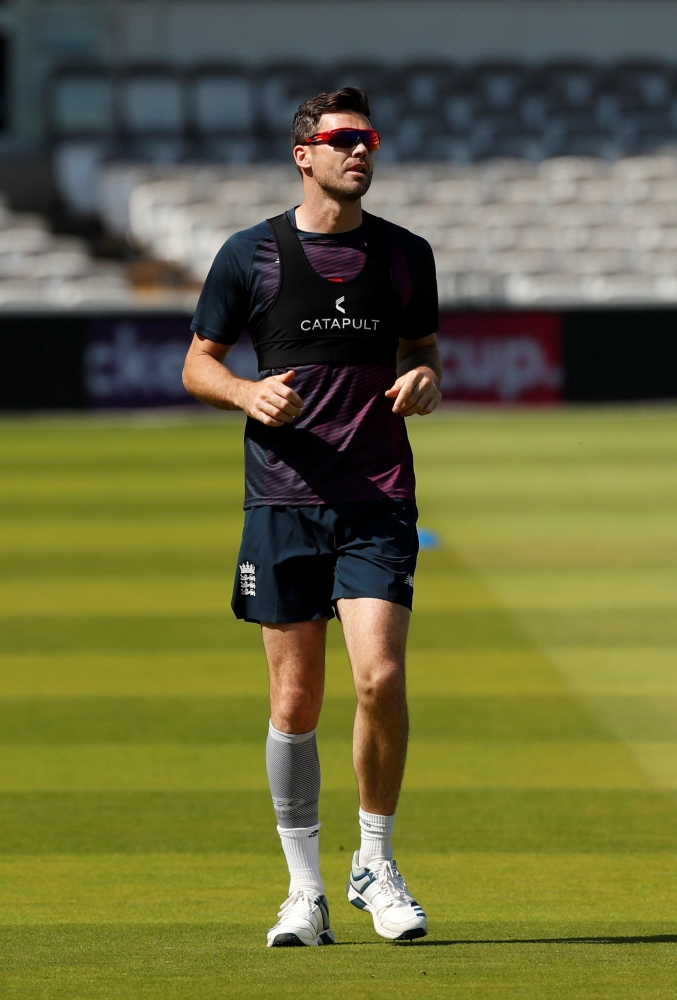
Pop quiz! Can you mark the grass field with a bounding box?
[2,406,677,999]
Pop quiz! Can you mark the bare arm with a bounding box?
[384,334,443,416]
[182,333,304,427]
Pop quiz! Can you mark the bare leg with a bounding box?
[262,619,327,733]
[262,619,329,906]
[336,598,410,815]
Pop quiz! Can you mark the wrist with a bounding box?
[231,377,256,413]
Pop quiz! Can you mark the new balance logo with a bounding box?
[335,295,345,313]
[405,574,414,587]
[272,796,305,815]
[240,561,256,596]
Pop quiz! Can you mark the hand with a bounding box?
[240,370,304,427]
[385,367,442,416]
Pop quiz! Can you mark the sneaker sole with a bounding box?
[347,883,428,942]
[268,930,336,948]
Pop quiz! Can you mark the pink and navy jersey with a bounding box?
[191,209,438,507]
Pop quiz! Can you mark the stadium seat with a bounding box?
[119,64,188,161]
[50,66,115,137]
[188,64,258,161]
[259,62,332,159]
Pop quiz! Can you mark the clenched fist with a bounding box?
[241,370,304,427]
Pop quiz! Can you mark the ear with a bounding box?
[293,144,313,175]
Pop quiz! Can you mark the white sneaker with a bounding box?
[347,852,428,941]
[267,890,336,947]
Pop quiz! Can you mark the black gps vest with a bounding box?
[249,211,405,370]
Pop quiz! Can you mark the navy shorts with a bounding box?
[232,499,418,624]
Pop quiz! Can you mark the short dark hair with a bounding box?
[291,87,371,147]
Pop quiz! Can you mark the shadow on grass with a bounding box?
[334,934,677,947]
[416,934,677,947]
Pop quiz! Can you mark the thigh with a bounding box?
[336,597,410,686]
[231,506,336,624]
[332,500,419,611]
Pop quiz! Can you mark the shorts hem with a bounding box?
[233,607,336,625]
[331,591,413,612]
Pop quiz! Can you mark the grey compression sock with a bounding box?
[266,721,321,828]
[266,721,324,894]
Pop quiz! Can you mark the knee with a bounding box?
[355,661,405,708]
[272,681,323,734]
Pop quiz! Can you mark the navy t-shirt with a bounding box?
[191,209,439,507]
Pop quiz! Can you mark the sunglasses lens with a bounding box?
[331,130,380,150]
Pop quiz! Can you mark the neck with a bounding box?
[294,184,362,234]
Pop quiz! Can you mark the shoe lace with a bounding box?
[277,889,317,920]
[375,861,410,905]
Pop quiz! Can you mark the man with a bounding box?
[183,87,442,947]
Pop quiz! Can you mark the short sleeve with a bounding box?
[190,227,261,345]
[400,237,439,340]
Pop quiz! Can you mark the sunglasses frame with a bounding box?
[302,128,381,151]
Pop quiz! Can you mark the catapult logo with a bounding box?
[300,294,380,332]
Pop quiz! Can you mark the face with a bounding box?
[293,112,375,202]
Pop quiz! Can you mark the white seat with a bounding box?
[516,225,589,251]
[633,251,677,274]
[650,178,677,202]
[477,226,518,251]
[619,202,677,226]
[362,178,414,206]
[538,157,609,181]
[454,272,498,301]
[27,252,94,279]
[490,249,553,274]
[408,226,446,248]
[576,178,629,203]
[440,227,483,251]
[395,203,471,227]
[561,249,629,274]
[496,177,576,205]
[636,226,677,251]
[586,227,635,250]
[56,275,133,307]
[129,181,196,249]
[0,279,46,307]
[654,275,677,301]
[435,273,458,306]
[504,272,590,305]
[543,202,616,226]
[473,202,541,226]
[583,273,659,303]
[0,226,52,254]
[433,249,484,273]
[424,177,485,206]
[613,155,677,181]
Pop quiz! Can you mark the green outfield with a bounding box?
[2,407,677,998]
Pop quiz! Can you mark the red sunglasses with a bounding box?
[302,128,381,151]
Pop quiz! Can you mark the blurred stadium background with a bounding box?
[2,0,677,406]
[3,2,677,997]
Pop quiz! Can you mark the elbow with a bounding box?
[182,361,198,399]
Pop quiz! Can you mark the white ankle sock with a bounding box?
[277,823,324,896]
[358,808,396,868]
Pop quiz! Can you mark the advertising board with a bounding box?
[83,312,563,409]
[84,318,257,408]
[436,312,563,403]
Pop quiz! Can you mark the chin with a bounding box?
[319,170,372,203]
[342,175,373,199]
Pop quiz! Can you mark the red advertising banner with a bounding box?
[437,312,563,403]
